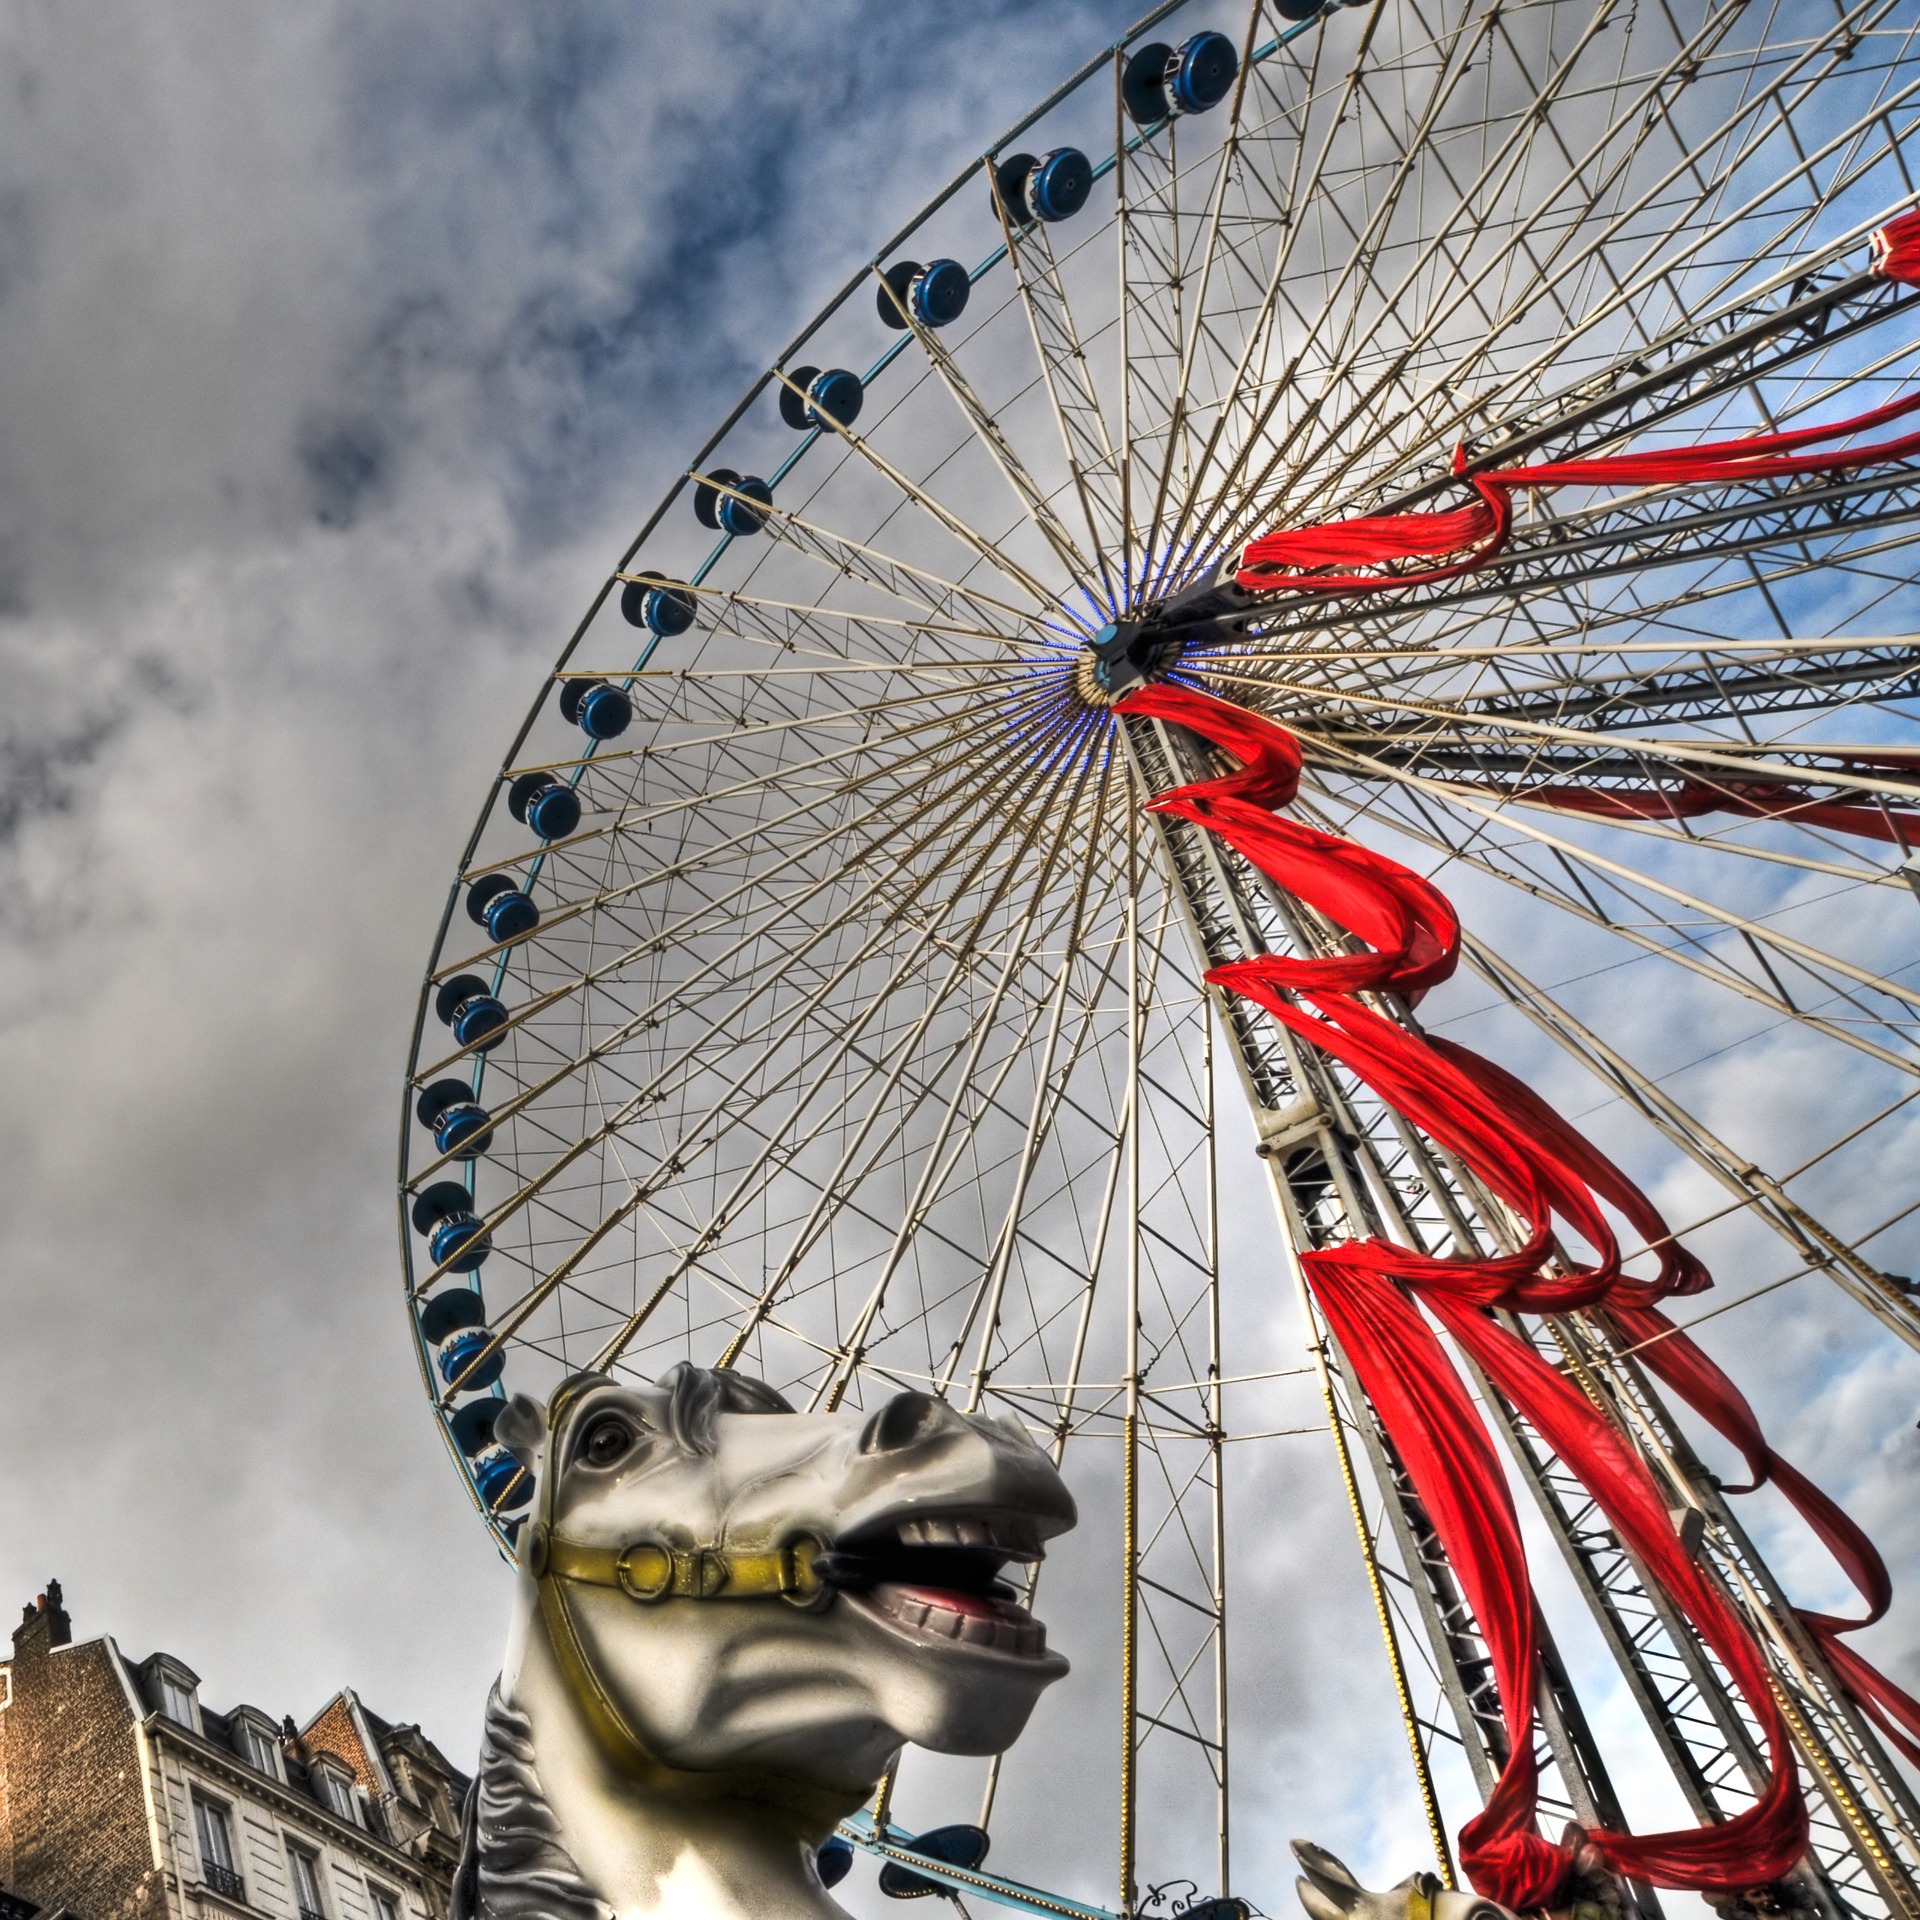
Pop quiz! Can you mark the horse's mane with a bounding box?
[452,1684,608,1920]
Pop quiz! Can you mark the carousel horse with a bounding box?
[449,1361,1534,1920]
[452,1363,1076,1920]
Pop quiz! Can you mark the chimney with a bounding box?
[11,1578,72,1656]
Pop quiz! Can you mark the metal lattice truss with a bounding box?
[402,4,1920,1917]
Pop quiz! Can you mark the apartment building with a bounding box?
[0,1583,468,1920]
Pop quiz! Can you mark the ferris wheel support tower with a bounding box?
[1121,708,1920,1920]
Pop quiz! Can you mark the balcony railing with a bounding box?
[297,1906,326,1920]
[202,1864,245,1902]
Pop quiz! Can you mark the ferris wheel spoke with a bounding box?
[1214,0,1522,522]
[623,575,1035,659]
[853,281,1108,611]
[421,700,1052,1080]
[946,871,1189,1412]
[557,723,1110,1370]
[813,816,1136,1411]
[739,486,1050,639]
[722,750,1121,1379]
[431,685,1062,991]
[765,356,1096,624]
[1453,934,1920,1353]
[413,703,1100,1255]
[1182,0,1625,566]
[1131,0,1269,602]
[1152,16,1351,572]
[1326,751,1920,1022]
[1192,9,1915,571]
[1317,767,1920,1080]
[993,173,1125,593]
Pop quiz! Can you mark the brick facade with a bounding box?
[0,1588,164,1920]
[0,1584,469,1920]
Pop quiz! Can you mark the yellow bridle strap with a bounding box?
[529,1535,857,1825]
[540,1532,825,1606]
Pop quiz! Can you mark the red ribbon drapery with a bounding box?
[1117,682,1920,1905]
[1236,209,1920,595]
[1444,779,1920,847]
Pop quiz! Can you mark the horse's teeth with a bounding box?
[896,1520,929,1545]
[952,1518,991,1548]
[960,1615,1000,1648]
[918,1518,962,1546]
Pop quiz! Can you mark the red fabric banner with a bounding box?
[1237,212,1920,595]
[1450,779,1920,847]
[1117,683,1920,1902]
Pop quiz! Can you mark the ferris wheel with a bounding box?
[400,5,1920,1919]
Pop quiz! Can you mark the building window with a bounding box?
[238,1718,281,1781]
[193,1796,244,1902]
[287,1845,327,1920]
[0,1664,10,1709]
[312,1764,359,1825]
[157,1669,198,1731]
[368,1887,400,1920]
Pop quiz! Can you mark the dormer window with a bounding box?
[233,1712,282,1781]
[144,1657,201,1734]
[312,1761,360,1826]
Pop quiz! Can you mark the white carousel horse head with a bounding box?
[455,1362,1076,1920]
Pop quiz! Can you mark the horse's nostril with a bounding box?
[859,1390,961,1454]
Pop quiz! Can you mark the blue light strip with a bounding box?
[836,1809,1124,1920]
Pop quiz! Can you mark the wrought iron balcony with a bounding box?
[201,1864,245,1902]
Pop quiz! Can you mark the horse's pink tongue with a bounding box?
[892,1584,1024,1622]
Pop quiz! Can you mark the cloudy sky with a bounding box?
[1,4,1916,1917]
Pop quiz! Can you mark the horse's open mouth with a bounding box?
[821,1513,1055,1659]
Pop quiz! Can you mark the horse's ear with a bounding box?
[495,1394,547,1473]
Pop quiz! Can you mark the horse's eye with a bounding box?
[580,1415,635,1468]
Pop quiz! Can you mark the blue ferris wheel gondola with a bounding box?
[419,1286,485,1347]
[466,872,539,942]
[474,1449,531,1510]
[620,572,699,636]
[559,676,633,740]
[692,468,773,535]
[412,1181,491,1274]
[449,1395,503,1456]
[415,1078,494,1157]
[438,1326,506,1392]
[1122,32,1240,126]
[779,365,864,431]
[877,259,970,331]
[1026,148,1092,222]
[1169,32,1238,113]
[508,770,582,842]
[434,974,508,1051]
